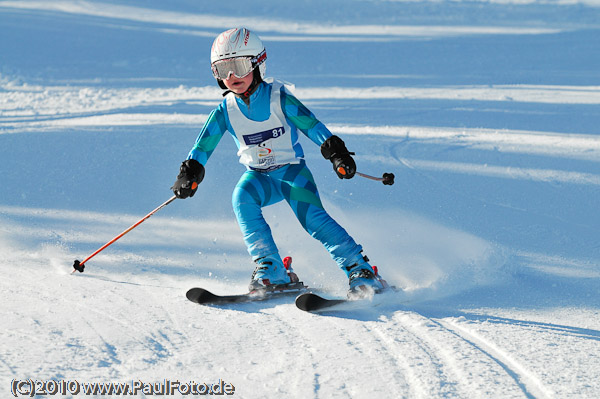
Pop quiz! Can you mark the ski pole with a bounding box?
[72,194,178,273]
[356,171,395,185]
[336,167,394,185]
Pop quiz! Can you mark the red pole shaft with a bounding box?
[72,195,177,273]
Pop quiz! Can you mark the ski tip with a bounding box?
[186,287,201,302]
[295,292,344,312]
[295,292,318,311]
[186,287,218,304]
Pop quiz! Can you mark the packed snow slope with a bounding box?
[1,1,599,398]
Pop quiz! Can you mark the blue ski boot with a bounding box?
[343,253,386,299]
[248,254,299,291]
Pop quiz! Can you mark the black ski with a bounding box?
[186,282,307,305]
[295,292,348,311]
[295,287,399,312]
[296,265,398,312]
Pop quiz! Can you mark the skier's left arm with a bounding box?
[281,87,356,179]
[280,86,331,145]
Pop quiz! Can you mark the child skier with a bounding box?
[171,28,385,296]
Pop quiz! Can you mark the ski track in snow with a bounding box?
[1,0,600,398]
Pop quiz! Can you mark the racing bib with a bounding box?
[226,81,300,170]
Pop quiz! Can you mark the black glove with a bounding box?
[171,159,205,199]
[320,135,356,179]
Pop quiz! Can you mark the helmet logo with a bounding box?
[213,28,247,57]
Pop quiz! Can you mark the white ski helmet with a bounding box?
[210,28,267,83]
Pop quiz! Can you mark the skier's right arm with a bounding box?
[172,107,227,199]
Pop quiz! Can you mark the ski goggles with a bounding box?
[211,50,266,80]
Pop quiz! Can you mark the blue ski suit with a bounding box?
[187,79,364,269]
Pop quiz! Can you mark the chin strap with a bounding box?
[241,82,258,98]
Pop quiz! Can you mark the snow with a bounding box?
[1,0,599,397]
